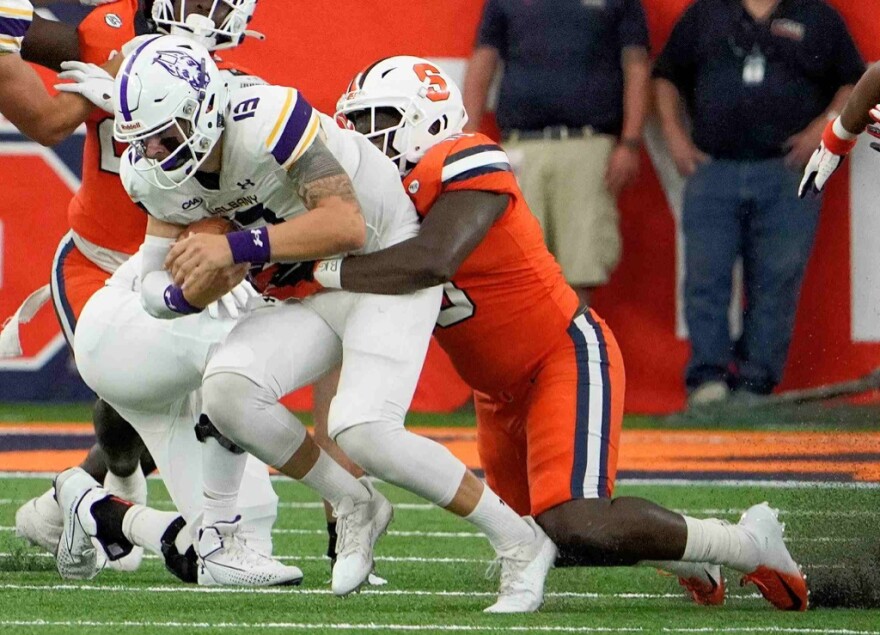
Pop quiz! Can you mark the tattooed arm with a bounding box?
[262,136,366,261]
[167,135,366,284]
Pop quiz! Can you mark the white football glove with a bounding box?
[798,142,844,198]
[798,118,858,198]
[54,61,115,113]
[206,280,260,320]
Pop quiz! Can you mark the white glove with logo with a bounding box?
[206,279,261,320]
[54,61,115,113]
[798,117,857,198]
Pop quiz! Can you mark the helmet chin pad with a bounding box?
[169,14,218,49]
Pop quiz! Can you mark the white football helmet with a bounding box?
[335,55,468,174]
[114,35,228,189]
[151,0,261,51]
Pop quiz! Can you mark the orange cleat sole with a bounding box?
[679,572,726,606]
[741,565,809,611]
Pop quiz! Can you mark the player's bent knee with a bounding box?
[202,371,307,469]
[202,372,259,437]
[93,400,145,476]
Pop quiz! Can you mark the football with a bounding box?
[183,216,233,237]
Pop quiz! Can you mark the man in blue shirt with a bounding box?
[463,0,651,305]
[654,0,863,406]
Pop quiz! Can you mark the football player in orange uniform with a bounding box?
[14,0,264,563]
[289,56,808,612]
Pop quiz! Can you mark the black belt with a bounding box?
[502,126,595,142]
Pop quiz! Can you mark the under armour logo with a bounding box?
[238,179,255,190]
[250,228,264,247]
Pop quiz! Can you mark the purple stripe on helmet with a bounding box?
[270,93,314,166]
[118,35,162,122]
[0,16,30,38]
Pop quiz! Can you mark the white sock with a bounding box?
[202,437,247,526]
[104,469,147,505]
[299,450,370,508]
[682,516,760,572]
[464,486,535,553]
[121,505,185,556]
[35,488,63,525]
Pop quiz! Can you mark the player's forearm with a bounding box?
[462,47,498,132]
[266,200,366,261]
[0,56,90,145]
[619,47,650,143]
[839,64,880,134]
[336,240,452,295]
[654,78,690,142]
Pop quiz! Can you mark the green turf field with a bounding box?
[1,475,879,634]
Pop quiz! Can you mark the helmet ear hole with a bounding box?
[428,119,441,135]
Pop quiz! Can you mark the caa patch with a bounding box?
[105,14,122,28]
[408,180,420,194]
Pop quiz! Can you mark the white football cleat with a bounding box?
[196,517,303,587]
[738,502,809,611]
[54,467,110,580]
[331,479,393,596]
[103,470,147,573]
[15,488,63,553]
[484,517,557,613]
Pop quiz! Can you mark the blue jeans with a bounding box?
[683,158,822,394]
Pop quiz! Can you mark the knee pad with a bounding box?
[202,371,307,469]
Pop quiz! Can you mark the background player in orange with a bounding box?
[281,55,809,611]
[13,0,264,565]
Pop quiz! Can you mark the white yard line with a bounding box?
[0,496,874,518]
[0,583,765,601]
[1,472,877,488]
[0,525,859,542]
[0,620,874,634]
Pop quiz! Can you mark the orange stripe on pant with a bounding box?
[474,308,625,517]
[50,236,112,347]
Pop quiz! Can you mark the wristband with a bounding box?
[313,258,343,289]
[822,117,858,155]
[163,285,202,315]
[227,226,271,264]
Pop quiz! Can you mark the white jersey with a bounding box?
[121,84,419,257]
[0,0,32,55]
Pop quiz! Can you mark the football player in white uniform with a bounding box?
[17,2,308,588]
[113,35,554,610]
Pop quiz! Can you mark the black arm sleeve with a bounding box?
[20,14,80,71]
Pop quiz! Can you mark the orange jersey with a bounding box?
[403,133,580,394]
[69,0,146,255]
[70,3,258,256]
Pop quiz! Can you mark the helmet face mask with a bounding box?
[114,36,227,189]
[336,56,469,176]
[345,106,410,172]
[151,0,258,51]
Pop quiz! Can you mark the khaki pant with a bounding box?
[504,133,621,287]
